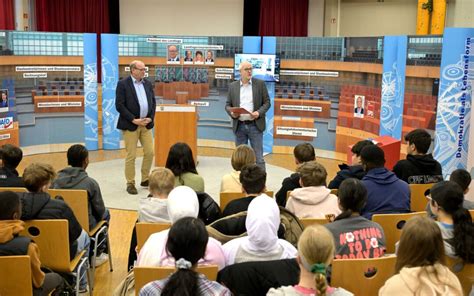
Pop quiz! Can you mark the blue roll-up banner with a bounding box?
[83,33,98,150]
[243,36,261,54]
[433,28,473,177]
[101,34,120,149]
[262,36,277,155]
[380,36,407,140]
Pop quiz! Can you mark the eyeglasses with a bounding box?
[243,68,253,71]
[134,68,146,72]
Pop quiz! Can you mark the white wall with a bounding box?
[308,0,325,37]
[323,0,418,37]
[446,0,474,28]
[120,0,244,36]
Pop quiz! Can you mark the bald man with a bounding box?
[115,60,156,195]
[167,45,180,62]
[225,61,271,170]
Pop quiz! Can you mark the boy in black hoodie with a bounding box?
[0,144,25,187]
[393,129,443,184]
[19,163,90,291]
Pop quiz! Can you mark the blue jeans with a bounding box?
[235,121,266,171]
[76,229,91,289]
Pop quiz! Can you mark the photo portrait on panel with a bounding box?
[184,50,194,64]
[0,89,9,111]
[167,44,180,64]
[195,50,204,64]
[205,50,214,64]
[354,95,365,118]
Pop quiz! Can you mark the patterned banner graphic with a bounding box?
[101,34,120,149]
[434,28,473,177]
[380,36,408,140]
[83,33,98,150]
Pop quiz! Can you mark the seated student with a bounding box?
[19,163,90,293]
[267,224,353,296]
[379,216,463,295]
[286,161,341,219]
[52,144,108,229]
[0,144,25,187]
[393,129,443,184]
[275,143,316,207]
[139,217,231,296]
[0,191,64,296]
[427,169,474,218]
[359,145,410,219]
[165,142,204,192]
[138,167,175,223]
[328,140,374,189]
[222,164,266,217]
[325,178,386,258]
[429,181,474,262]
[222,195,297,265]
[136,186,226,270]
[220,144,256,193]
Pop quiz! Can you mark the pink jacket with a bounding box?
[286,186,341,218]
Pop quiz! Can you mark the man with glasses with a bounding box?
[116,60,156,195]
[225,61,271,170]
[167,45,180,62]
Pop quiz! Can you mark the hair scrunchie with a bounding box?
[310,263,326,275]
[175,258,192,270]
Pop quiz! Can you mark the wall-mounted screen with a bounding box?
[234,53,280,82]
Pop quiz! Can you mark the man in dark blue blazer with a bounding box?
[115,60,156,195]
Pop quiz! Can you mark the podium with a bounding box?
[347,135,401,170]
[154,104,197,167]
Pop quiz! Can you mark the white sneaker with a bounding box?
[94,253,109,267]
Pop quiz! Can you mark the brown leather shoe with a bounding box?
[126,184,138,195]
[140,180,149,187]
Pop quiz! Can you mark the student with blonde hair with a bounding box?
[267,224,352,296]
[220,144,256,192]
[138,167,175,222]
[379,216,462,295]
[286,161,340,218]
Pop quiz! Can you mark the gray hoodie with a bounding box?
[52,167,106,229]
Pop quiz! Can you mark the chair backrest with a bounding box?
[0,187,27,193]
[299,217,330,228]
[48,188,89,231]
[136,222,172,252]
[20,219,72,272]
[134,265,218,295]
[331,256,397,296]
[0,255,33,296]
[409,183,434,212]
[372,212,426,253]
[446,257,474,296]
[330,188,338,196]
[470,209,474,220]
[219,191,273,210]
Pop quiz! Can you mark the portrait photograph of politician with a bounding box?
[184,50,193,63]
[115,60,156,195]
[205,50,214,64]
[167,45,180,63]
[354,95,365,118]
[0,90,8,109]
[225,60,271,171]
[195,50,204,64]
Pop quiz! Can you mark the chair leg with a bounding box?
[106,230,113,272]
[90,236,98,291]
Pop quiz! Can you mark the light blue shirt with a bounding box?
[239,79,253,121]
[132,76,149,118]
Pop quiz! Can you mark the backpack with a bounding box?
[278,206,304,247]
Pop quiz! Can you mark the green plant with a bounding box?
[422,0,433,13]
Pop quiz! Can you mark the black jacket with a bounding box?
[393,154,443,184]
[115,76,156,131]
[222,195,257,217]
[19,192,83,259]
[196,192,221,225]
[328,164,366,189]
[217,259,300,295]
[0,167,24,187]
[275,173,301,207]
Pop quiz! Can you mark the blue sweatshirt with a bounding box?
[361,167,410,219]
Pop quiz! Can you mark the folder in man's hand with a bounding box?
[229,107,251,114]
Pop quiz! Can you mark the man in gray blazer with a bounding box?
[225,60,271,170]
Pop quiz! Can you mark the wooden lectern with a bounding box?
[154,104,197,167]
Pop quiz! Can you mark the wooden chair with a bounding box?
[219,191,273,210]
[446,257,474,296]
[0,255,33,296]
[48,188,113,291]
[331,256,397,296]
[469,209,474,220]
[134,265,218,295]
[409,183,434,212]
[136,222,172,252]
[299,217,330,228]
[20,219,90,295]
[0,187,27,193]
[372,212,426,253]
